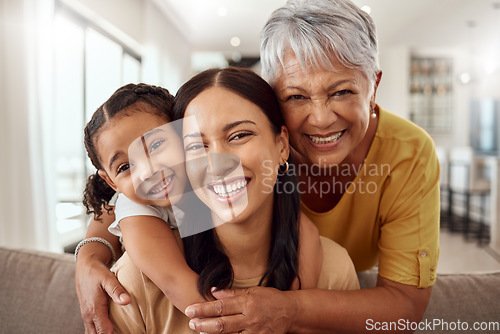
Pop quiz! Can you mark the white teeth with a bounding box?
[308,131,344,144]
[212,180,247,197]
[149,176,172,195]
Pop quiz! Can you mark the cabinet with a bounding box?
[409,56,453,132]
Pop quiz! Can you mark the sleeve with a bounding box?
[109,253,147,333]
[378,136,440,288]
[108,193,164,237]
[317,237,360,290]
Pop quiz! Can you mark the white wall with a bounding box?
[377,45,410,119]
[141,1,192,93]
[377,45,473,149]
[69,0,192,91]
[72,0,144,43]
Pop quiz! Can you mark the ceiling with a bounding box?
[159,0,500,59]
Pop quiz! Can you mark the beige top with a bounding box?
[110,236,359,333]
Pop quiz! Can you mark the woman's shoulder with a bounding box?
[317,236,360,290]
[377,107,434,146]
[369,107,437,165]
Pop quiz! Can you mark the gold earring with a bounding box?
[370,105,377,119]
[279,161,289,174]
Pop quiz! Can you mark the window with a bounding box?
[52,5,141,248]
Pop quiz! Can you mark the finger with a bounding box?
[102,275,130,305]
[189,314,247,334]
[83,318,97,334]
[92,305,115,334]
[211,287,247,300]
[185,297,244,319]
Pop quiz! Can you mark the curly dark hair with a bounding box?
[82,83,174,220]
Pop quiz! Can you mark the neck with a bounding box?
[214,198,273,280]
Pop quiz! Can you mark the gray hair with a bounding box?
[260,0,380,88]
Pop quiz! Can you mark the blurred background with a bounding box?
[1,0,499,272]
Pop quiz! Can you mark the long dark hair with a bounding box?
[173,67,301,297]
[83,83,174,220]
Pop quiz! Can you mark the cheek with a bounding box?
[185,157,207,190]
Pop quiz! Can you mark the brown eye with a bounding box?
[149,138,165,153]
[117,163,130,174]
[230,132,252,141]
[332,90,353,97]
[287,94,307,101]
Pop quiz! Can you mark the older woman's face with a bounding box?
[273,52,374,167]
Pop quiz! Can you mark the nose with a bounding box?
[186,152,241,191]
[308,97,337,129]
[207,152,240,179]
[134,157,155,182]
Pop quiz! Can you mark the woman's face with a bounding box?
[273,52,376,167]
[182,86,289,225]
[97,110,187,207]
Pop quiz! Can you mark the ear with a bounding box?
[277,125,290,163]
[370,70,383,107]
[98,169,120,193]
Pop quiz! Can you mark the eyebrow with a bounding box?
[108,151,124,171]
[143,127,165,140]
[279,79,355,93]
[222,120,256,131]
[183,120,256,140]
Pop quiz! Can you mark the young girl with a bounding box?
[81,82,323,317]
[83,83,205,313]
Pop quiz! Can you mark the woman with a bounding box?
[185,0,440,333]
[107,67,358,333]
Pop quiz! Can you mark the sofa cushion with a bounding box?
[0,247,84,334]
[358,269,500,334]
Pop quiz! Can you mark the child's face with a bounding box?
[97,111,187,208]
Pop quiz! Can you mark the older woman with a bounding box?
[185,0,439,333]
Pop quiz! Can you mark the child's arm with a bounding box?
[119,215,205,313]
[291,212,323,290]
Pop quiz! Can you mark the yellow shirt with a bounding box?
[301,108,440,288]
[110,237,359,333]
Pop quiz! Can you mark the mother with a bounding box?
[186,0,440,333]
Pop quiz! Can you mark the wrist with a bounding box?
[75,240,114,267]
[284,290,300,332]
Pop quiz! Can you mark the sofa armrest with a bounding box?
[0,246,84,333]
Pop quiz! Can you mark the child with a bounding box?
[82,82,322,316]
[83,83,204,313]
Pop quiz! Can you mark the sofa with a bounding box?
[1,246,499,334]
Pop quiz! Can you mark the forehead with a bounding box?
[277,51,365,84]
[183,87,271,131]
[96,112,169,162]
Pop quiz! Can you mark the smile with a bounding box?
[209,178,248,199]
[307,130,346,144]
[146,174,173,197]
